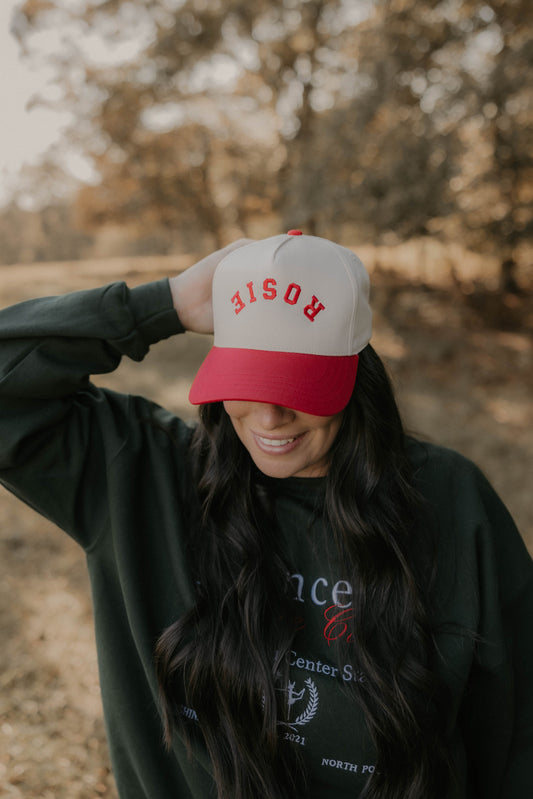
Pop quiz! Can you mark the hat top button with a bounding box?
[287,229,303,236]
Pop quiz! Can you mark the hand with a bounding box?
[169,239,253,334]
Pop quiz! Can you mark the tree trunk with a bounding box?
[500,257,521,295]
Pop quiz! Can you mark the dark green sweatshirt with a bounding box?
[0,279,532,798]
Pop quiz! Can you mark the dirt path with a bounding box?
[1,255,531,798]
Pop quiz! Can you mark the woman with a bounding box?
[0,232,531,799]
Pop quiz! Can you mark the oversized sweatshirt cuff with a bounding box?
[128,279,185,347]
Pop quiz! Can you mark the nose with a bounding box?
[251,403,294,430]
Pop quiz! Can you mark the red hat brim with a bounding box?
[189,346,358,416]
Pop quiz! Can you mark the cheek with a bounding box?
[223,400,238,416]
[314,413,343,439]
[330,415,343,438]
[318,417,343,454]
[223,403,250,445]
[223,400,252,420]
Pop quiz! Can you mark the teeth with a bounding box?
[257,436,295,448]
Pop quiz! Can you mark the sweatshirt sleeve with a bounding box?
[501,573,533,794]
[411,441,533,797]
[0,279,184,546]
[444,454,533,798]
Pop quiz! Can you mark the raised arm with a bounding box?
[0,240,250,545]
[0,279,182,541]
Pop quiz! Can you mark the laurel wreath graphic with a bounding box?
[287,678,319,730]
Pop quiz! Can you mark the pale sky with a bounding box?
[0,0,500,210]
[0,1,76,206]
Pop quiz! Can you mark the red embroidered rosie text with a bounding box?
[230,278,325,322]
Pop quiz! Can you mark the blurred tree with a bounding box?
[13,0,396,242]
[15,0,350,245]
[301,0,462,241]
[450,0,533,293]
[342,0,531,291]
[0,199,93,265]
[12,0,533,290]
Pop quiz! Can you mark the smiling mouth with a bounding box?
[256,435,296,447]
[253,432,305,454]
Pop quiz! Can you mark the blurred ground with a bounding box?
[0,249,532,798]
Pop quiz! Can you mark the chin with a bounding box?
[252,455,301,479]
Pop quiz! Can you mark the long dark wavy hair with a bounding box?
[155,344,452,798]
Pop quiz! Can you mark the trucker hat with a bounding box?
[188,230,372,416]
